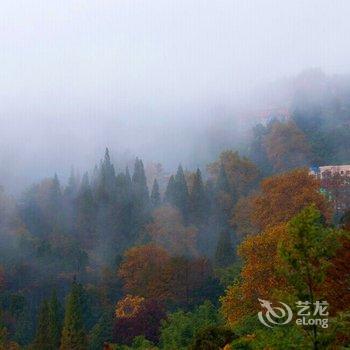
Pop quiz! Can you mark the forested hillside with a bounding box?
[0,84,349,348]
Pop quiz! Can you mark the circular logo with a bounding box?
[258,298,293,328]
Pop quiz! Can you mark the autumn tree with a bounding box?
[114,298,166,345]
[231,194,258,238]
[147,205,198,257]
[251,168,331,231]
[264,120,311,173]
[221,224,289,325]
[118,244,171,300]
[208,151,260,197]
[323,235,350,313]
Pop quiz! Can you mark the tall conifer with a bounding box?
[60,281,87,350]
[150,179,161,208]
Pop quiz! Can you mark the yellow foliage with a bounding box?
[221,224,290,325]
[115,295,145,319]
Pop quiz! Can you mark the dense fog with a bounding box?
[1,1,350,192]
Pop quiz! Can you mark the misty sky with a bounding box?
[1,0,350,191]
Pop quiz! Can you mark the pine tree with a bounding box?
[132,158,149,206]
[60,281,87,350]
[65,167,79,199]
[216,163,230,193]
[189,169,207,225]
[213,163,234,227]
[214,230,235,268]
[76,173,96,248]
[48,290,63,350]
[96,148,117,202]
[88,311,113,350]
[174,165,190,220]
[130,158,150,240]
[164,175,176,205]
[125,167,132,192]
[150,179,161,208]
[34,300,51,350]
[50,173,63,228]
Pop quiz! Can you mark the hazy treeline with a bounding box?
[0,73,349,348]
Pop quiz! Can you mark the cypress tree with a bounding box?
[76,173,96,247]
[216,163,230,193]
[150,179,161,208]
[48,290,63,350]
[132,158,149,206]
[50,173,63,228]
[125,167,132,193]
[96,148,117,202]
[34,300,51,350]
[164,175,176,204]
[213,163,234,226]
[88,311,113,350]
[189,169,207,225]
[60,281,87,350]
[174,165,190,220]
[65,167,79,199]
[214,230,235,268]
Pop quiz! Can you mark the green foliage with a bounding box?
[215,260,242,288]
[60,281,87,350]
[164,175,176,205]
[232,324,308,350]
[150,179,161,208]
[279,205,340,301]
[214,230,235,268]
[33,300,51,350]
[48,290,63,349]
[174,165,190,221]
[116,335,158,350]
[160,301,221,350]
[88,311,113,350]
[189,169,208,225]
[189,325,236,350]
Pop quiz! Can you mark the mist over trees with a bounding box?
[0,70,349,348]
[0,43,350,350]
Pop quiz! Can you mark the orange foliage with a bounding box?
[221,224,290,325]
[118,244,171,300]
[264,120,311,172]
[207,151,260,196]
[251,168,331,231]
[323,235,350,314]
[231,194,259,238]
